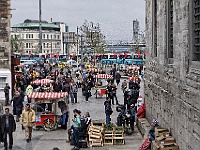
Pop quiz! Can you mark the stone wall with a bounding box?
[0,0,11,69]
[145,0,200,150]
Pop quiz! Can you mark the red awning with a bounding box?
[29,92,68,99]
[30,79,54,85]
[126,66,140,70]
[94,74,113,79]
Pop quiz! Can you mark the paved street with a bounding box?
[0,78,144,150]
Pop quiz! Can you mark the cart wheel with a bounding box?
[43,119,55,131]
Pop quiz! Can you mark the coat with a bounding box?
[0,116,3,142]
[20,109,36,127]
[1,114,16,134]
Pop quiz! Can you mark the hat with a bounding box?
[151,119,158,125]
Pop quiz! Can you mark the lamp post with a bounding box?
[39,0,42,53]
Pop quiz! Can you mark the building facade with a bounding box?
[0,0,12,100]
[11,19,68,54]
[145,1,200,150]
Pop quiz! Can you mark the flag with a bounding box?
[138,52,141,58]
[124,52,128,59]
[56,53,59,59]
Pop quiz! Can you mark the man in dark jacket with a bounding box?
[104,97,113,124]
[1,108,16,150]
[4,83,10,106]
[13,92,23,122]
[115,71,121,86]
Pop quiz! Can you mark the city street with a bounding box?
[0,77,144,150]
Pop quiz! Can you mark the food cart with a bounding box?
[29,92,68,131]
[93,74,113,98]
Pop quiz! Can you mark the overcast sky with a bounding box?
[11,0,145,42]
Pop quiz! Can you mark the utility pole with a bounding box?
[39,0,42,53]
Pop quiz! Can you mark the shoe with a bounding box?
[4,148,8,150]
[9,146,12,150]
[26,139,30,143]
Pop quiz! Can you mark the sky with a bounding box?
[11,0,145,42]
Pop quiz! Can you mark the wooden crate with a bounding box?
[89,139,104,147]
[113,130,124,140]
[104,130,114,145]
[114,139,125,145]
[91,120,105,127]
[104,139,114,145]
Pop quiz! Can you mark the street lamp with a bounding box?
[39,0,42,54]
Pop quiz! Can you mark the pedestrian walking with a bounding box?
[20,103,36,143]
[1,108,16,150]
[104,97,113,124]
[71,109,81,150]
[111,82,118,105]
[70,80,78,103]
[4,83,10,106]
[115,71,121,86]
[12,92,23,122]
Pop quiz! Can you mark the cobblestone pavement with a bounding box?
[0,78,144,150]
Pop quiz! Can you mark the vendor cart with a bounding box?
[29,92,68,131]
[93,74,113,98]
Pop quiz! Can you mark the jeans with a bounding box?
[16,107,22,122]
[112,93,118,105]
[106,114,111,124]
[3,131,13,148]
[5,95,9,105]
[72,127,80,148]
[73,93,77,103]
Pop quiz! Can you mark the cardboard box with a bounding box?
[155,128,170,137]
[155,136,175,145]
[160,143,179,150]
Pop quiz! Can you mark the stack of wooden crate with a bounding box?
[88,120,104,147]
[152,128,179,150]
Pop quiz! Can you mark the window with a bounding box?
[152,0,158,57]
[47,34,49,39]
[43,34,45,39]
[0,77,6,89]
[193,0,200,61]
[26,34,29,39]
[43,43,46,48]
[167,0,173,58]
[26,43,29,48]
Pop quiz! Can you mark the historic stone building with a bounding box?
[145,0,200,150]
[0,0,11,69]
[0,0,12,101]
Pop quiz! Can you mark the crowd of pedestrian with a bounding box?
[0,61,143,150]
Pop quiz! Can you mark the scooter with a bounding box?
[116,104,135,135]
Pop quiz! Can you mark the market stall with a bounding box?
[29,92,68,131]
[93,74,113,98]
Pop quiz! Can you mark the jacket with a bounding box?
[1,114,16,134]
[104,100,113,115]
[20,109,36,127]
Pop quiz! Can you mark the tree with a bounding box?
[79,20,105,53]
[11,35,24,53]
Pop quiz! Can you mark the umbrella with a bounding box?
[94,74,113,79]
[30,79,54,85]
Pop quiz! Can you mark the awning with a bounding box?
[128,76,139,81]
[94,74,113,79]
[29,92,68,99]
[126,66,140,70]
[30,79,54,85]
